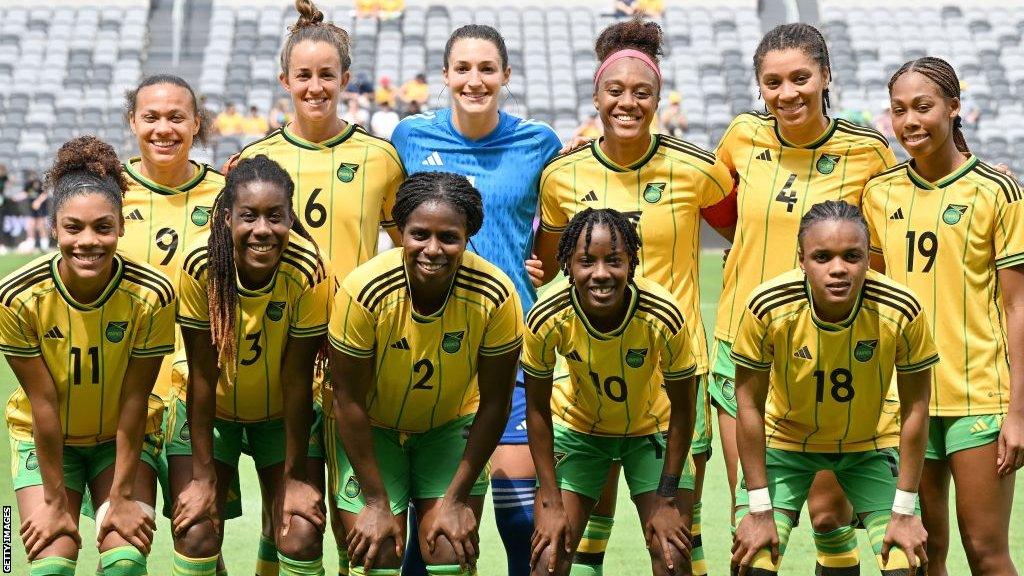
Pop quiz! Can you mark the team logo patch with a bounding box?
[625,348,648,368]
[816,153,841,174]
[191,206,212,226]
[337,163,359,183]
[942,203,969,225]
[180,421,191,441]
[854,339,878,362]
[643,182,665,203]
[105,321,128,343]
[266,301,285,321]
[441,331,465,354]
[553,451,567,467]
[722,378,736,400]
[26,450,38,470]
[344,476,361,498]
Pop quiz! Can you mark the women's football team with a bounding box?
[3,1,1022,575]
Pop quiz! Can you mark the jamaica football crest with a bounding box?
[191,206,212,226]
[643,182,665,203]
[625,348,648,368]
[105,321,128,343]
[344,476,361,498]
[816,153,841,175]
[942,204,968,225]
[441,331,465,354]
[266,301,285,321]
[854,339,878,362]
[337,163,360,183]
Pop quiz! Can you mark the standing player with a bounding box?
[535,18,736,576]
[525,208,698,576]
[328,172,522,576]
[709,24,898,573]
[235,1,404,572]
[730,200,933,576]
[862,57,1023,575]
[168,156,331,576]
[1,136,175,576]
[389,24,562,576]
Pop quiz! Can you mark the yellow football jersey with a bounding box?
[238,124,403,278]
[120,157,224,401]
[522,276,697,436]
[177,232,330,422]
[731,268,938,453]
[863,156,1024,416]
[0,253,175,445]
[329,248,523,433]
[539,135,733,374]
[715,113,898,344]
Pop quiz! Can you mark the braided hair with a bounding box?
[556,208,642,281]
[46,136,127,227]
[281,0,352,75]
[392,172,484,237]
[206,155,321,370]
[754,23,833,112]
[888,57,969,153]
[797,200,869,253]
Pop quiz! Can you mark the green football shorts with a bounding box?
[926,414,1003,460]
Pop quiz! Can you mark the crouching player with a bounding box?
[525,208,698,576]
[730,200,935,575]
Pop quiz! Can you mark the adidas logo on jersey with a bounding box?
[580,190,598,202]
[44,326,64,339]
[756,149,772,162]
[793,345,812,360]
[889,208,905,220]
[390,337,410,350]
[125,209,144,221]
[422,151,443,166]
[565,350,582,362]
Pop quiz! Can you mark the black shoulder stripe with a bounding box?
[658,137,716,164]
[864,284,919,317]
[755,292,807,320]
[748,281,805,315]
[637,304,682,335]
[835,120,890,148]
[863,294,916,322]
[356,266,404,305]
[366,280,404,311]
[280,256,316,286]
[458,266,510,299]
[527,293,572,332]
[637,292,685,330]
[455,271,505,306]
[0,264,51,306]
[544,143,592,167]
[868,161,910,182]
[236,128,283,156]
[454,279,502,307]
[282,246,325,283]
[864,280,920,314]
[122,271,171,307]
[975,162,1022,203]
[122,262,175,302]
[286,241,327,276]
[526,288,572,328]
[184,246,209,278]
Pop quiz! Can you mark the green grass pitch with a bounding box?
[0,252,1020,573]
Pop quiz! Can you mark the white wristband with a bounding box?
[748,487,772,513]
[892,489,917,515]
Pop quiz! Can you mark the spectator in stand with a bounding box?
[399,73,430,111]
[661,90,688,137]
[268,98,293,131]
[214,102,245,136]
[241,105,270,140]
[614,0,663,18]
[355,0,377,18]
[614,0,638,17]
[960,80,982,130]
[401,99,422,119]
[378,0,404,20]
[0,164,7,198]
[340,95,369,127]
[23,169,48,252]
[370,101,401,139]
[351,71,374,97]
[375,75,397,108]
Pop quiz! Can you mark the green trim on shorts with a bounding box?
[9,435,161,494]
[925,414,1003,460]
[691,375,714,456]
[708,339,738,418]
[551,423,696,501]
[735,448,901,515]
[333,414,489,515]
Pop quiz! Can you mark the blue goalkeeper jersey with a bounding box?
[391,108,562,311]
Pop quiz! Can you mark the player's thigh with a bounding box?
[620,433,696,507]
[15,484,85,559]
[948,437,1014,550]
[736,449,819,516]
[550,423,619,504]
[833,448,902,516]
[806,470,855,530]
[491,444,535,479]
[334,425,411,517]
[88,436,161,507]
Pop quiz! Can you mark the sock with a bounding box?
[425,566,472,575]
[691,502,707,576]
[863,511,918,575]
[100,546,147,575]
[278,552,324,576]
[570,514,613,576]
[172,552,218,576]
[29,557,76,576]
[349,568,400,575]
[813,525,860,575]
[338,547,349,576]
[731,508,794,574]
[257,536,280,576]
[491,477,535,576]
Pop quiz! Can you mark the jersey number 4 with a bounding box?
[774,174,799,213]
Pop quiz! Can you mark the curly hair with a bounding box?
[797,200,869,253]
[45,136,127,225]
[594,17,664,64]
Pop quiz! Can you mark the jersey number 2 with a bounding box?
[412,359,434,390]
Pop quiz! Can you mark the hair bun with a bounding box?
[294,0,325,28]
[45,136,126,193]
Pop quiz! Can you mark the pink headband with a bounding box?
[593,49,662,89]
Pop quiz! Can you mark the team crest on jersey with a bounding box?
[441,331,465,354]
[266,301,285,321]
[191,206,212,226]
[105,321,128,343]
[942,204,969,225]
[344,476,361,498]
[816,153,841,175]
[854,339,878,362]
[643,182,665,203]
[26,450,38,470]
[337,163,360,183]
[625,348,648,368]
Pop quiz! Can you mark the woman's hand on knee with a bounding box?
[643,497,692,572]
[882,512,928,574]
[280,478,327,537]
[97,497,156,555]
[172,478,220,538]
[531,500,573,573]
[20,497,81,560]
[731,510,780,576]
[347,501,403,570]
[423,498,480,570]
